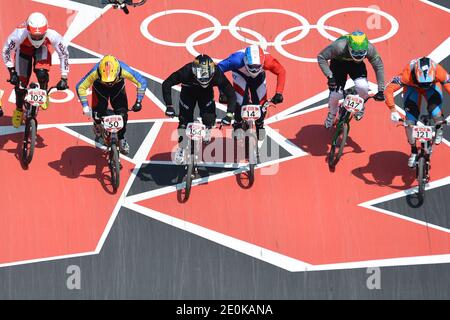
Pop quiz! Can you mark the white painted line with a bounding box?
[420,0,450,14]
[265,125,308,157]
[0,251,97,269]
[133,121,163,163]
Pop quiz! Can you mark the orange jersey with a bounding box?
[384,62,450,109]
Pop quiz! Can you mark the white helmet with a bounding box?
[26,12,48,48]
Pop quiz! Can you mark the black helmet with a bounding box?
[192,54,215,88]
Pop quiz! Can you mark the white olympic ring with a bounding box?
[274,25,349,63]
[228,9,311,47]
[49,89,74,104]
[186,26,268,62]
[140,9,221,47]
[316,7,399,43]
[140,7,399,63]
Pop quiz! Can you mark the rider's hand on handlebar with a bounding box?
[8,68,19,86]
[271,93,283,104]
[327,76,337,91]
[373,91,385,101]
[132,101,142,112]
[221,112,233,125]
[83,106,92,118]
[165,105,175,117]
[56,78,69,90]
[390,110,402,123]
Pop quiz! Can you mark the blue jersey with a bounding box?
[217,51,246,73]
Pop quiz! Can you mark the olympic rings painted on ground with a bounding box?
[140,7,399,62]
[49,89,75,104]
[274,25,349,62]
[316,7,399,43]
[186,26,268,62]
[140,9,221,47]
[228,9,310,47]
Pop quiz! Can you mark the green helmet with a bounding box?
[347,31,369,62]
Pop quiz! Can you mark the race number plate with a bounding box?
[241,105,261,121]
[186,122,206,140]
[343,95,364,113]
[103,115,124,133]
[412,125,433,142]
[25,89,47,107]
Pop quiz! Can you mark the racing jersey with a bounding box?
[162,62,237,113]
[76,60,148,107]
[317,36,385,90]
[2,25,69,76]
[384,62,450,109]
[217,49,286,94]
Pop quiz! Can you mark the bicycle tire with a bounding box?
[417,156,426,200]
[336,122,349,163]
[22,118,36,166]
[328,122,348,167]
[246,133,257,187]
[110,143,121,191]
[184,159,194,201]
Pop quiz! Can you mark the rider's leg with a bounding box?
[231,71,248,131]
[34,44,52,109]
[91,81,109,141]
[426,84,444,145]
[350,61,369,121]
[248,71,267,133]
[109,79,130,154]
[198,90,216,143]
[404,89,421,168]
[326,59,347,128]
[175,88,197,164]
[12,50,33,127]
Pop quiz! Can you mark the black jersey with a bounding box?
[162,62,237,113]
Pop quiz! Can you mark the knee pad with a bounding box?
[329,90,343,114]
[35,69,49,89]
[354,77,369,99]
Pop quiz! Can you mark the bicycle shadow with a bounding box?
[351,151,415,190]
[290,124,364,158]
[48,145,117,194]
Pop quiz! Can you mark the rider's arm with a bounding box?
[384,65,413,110]
[46,30,70,78]
[317,39,346,78]
[76,63,100,107]
[120,61,148,102]
[216,69,236,113]
[264,54,286,94]
[366,43,385,91]
[436,63,450,94]
[2,28,26,69]
[217,51,245,73]
[162,63,190,106]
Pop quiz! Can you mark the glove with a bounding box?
[327,76,337,91]
[271,93,283,104]
[373,91,385,101]
[165,105,175,117]
[221,112,233,125]
[8,68,19,86]
[219,91,228,104]
[132,101,142,112]
[0,107,3,117]
[56,78,68,90]
[445,115,450,125]
[83,106,92,118]
[390,110,401,123]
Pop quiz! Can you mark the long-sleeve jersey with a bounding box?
[317,36,385,90]
[217,50,286,94]
[384,62,450,109]
[2,25,69,76]
[162,63,237,113]
[76,60,148,107]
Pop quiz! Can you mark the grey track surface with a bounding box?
[1,0,449,300]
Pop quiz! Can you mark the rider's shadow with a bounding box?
[291,124,364,157]
[351,151,415,190]
[48,145,115,193]
[0,123,47,162]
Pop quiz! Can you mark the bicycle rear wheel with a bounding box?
[22,118,36,167]
[417,156,426,201]
[328,122,348,167]
[109,143,121,192]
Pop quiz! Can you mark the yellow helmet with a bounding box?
[98,55,121,84]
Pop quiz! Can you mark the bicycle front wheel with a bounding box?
[417,156,426,201]
[184,159,194,201]
[328,122,348,167]
[22,118,37,166]
[109,143,121,192]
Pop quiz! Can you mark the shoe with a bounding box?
[435,127,443,145]
[41,95,49,110]
[408,153,417,168]
[324,111,336,129]
[204,128,212,144]
[174,146,185,165]
[12,109,23,128]
[119,139,130,155]
[354,108,365,121]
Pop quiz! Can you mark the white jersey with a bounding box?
[2,27,70,76]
